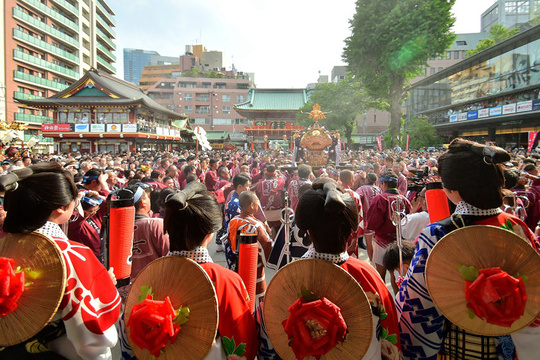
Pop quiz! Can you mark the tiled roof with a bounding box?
[234,88,308,111]
[205,130,229,141]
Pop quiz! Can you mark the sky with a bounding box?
[109,0,497,88]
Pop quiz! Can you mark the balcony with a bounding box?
[13,91,44,101]
[96,14,115,38]
[96,42,116,62]
[14,70,69,91]
[13,28,79,64]
[49,0,78,17]
[13,8,79,48]
[14,49,78,80]
[15,113,54,124]
[96,0,115,26]
[21,0,79,33]
[96,27,116,50]
[97,55,115,73]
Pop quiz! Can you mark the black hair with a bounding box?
[233,173,251,190]
[183,165,195,175]
[239,191,257,209]
[81,193,101,211]
[503,169,520,189]
[438,138,509,209]
[298,164,312,179]
[185,174,197,184]
[295,178,358,254]
[163,182,222,251]
[382,241,416,272]
[3,162,78,233]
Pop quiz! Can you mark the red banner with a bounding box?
[406,135,410,151]
[527,132,538,152]
[376,136,382,151]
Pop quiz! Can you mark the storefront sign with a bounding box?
[91,124,106,132]
[517,100,533,112]
[74,124,89,132]
[42,124,72,132]
[107,124,121,132]
[449,114,458,122]
[503,103,516,114]
[123,124,137,132]
[467,110,478,120]
[458,113,468,121]
[478,109,490,118]
[489,106,502,116]
[533,99,540,111]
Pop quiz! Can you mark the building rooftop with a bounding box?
[235,88,308,111]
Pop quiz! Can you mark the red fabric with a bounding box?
[256,176,286,210]
[204,170,219,192]
[130,217,170,281]
[200,263,258,360]
[366,191,411,247]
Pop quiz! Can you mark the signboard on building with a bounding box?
[467,111,478,120]
[123,124,137,132]
[533,99,540,111]
[74,124,89,132]
[42,124,72,132]
[91,124,106,132]
[458,113,468,121]
[490,106,502,116]
[107,124,121,132]
[503,103,516,114]
[478,109,489,118]
[517,100,533,112]
[449,114,458,122]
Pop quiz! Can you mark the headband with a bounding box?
[81,196,103,207]
[82,175,99,184]
[133,186,144,203]
[381,175,398,183]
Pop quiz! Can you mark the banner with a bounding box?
[527,132,538,152]
[406,135,409,151]
[376,136,382,151]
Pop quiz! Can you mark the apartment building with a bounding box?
[2,0,116,150]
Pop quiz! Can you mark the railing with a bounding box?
[96,14,115,38]
[13,8,79,47]
[49,0,78,17]
[21,0,78,32]
[13,28,79,63]
[13,91,44,101]
[14,70,69,91]
[15,113,54,124]
[96,55,115,73]
[96,27,116,49]
[42,123,185,137]
[95,0,115,25]
[14,49,79,79]
[96,42,116,62]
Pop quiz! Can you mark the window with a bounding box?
[196,105,210,114]
[237,94,245,103]
[462,51,466,59]
[183,93,192,101]
[184,105,193,114]
[222,94,230,102]
[517,1,529,13]
[216,83,226,89]
[214,118,233,125]
[456,40,467,46]
[430,68,436,75]
[202,82,211,89]
[196,93,209,101]
[223,106,231,115]
[438,67,443,72]
[454,51,459,59]
[505,1,517,14]
[178,82,196,88]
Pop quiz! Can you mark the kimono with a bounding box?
[169,247,258,360]
[0,221,121,359]
[396,202,540,360]
[256,249,401,360]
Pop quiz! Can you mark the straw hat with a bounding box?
[0,232,66,346]
[426,225,540,336]
[263,258,373,360]
[125,256,219,360]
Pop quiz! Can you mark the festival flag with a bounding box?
[406,135,410,151]
[527,131,538,152]
[376,136,382,151]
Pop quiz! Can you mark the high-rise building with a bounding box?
[481,0,539,32]
[3,0,116,149]
[123,48,179,84]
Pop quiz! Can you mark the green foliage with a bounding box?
[296,74,387,144]
[344,0,456,147]
[402,117,443,149]
[466,25,520,56]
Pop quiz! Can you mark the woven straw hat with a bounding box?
[125,256,219,360]
[426,225,540,336]
[264,258,373,360]
[0,232,66,346]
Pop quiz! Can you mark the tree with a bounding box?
[466,24,520,57]
[403,117,443,149]
[343,0,456,147]
[296,74,386,144]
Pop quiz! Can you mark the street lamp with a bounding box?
[209,91,217,130]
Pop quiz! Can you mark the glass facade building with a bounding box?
[406,24,540,147]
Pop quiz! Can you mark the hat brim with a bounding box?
[125,256,219,360]
[263,259,373,360]
[426,225,540,336]
[0,232,66,346]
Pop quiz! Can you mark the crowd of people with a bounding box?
[0,139,539,360]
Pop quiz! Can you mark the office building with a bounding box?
[3,0,116,151]
[482,0,540,32]
[123,48,178,84]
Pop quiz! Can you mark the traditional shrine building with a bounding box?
[234,88,307,149]
[15,69,192,153]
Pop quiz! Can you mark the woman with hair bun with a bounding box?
[397,138,540,360]
[163,181,258,360]
[0,162,121,359]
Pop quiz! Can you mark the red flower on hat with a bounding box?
[462,266,527,327]
[0,257,25,317]
[282,293,347,360]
